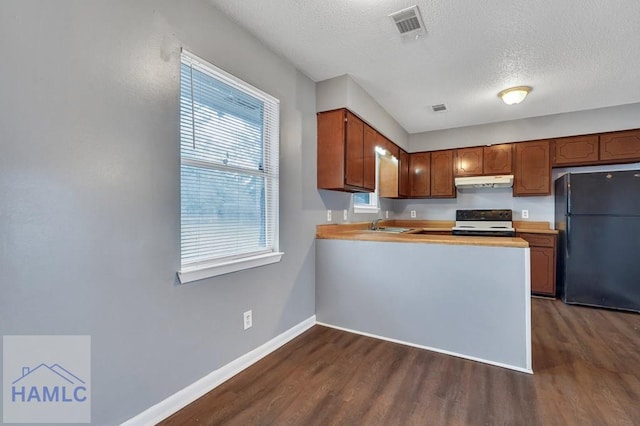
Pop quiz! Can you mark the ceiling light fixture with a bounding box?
[498,86,532,105]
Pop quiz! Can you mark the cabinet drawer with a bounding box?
[517,233,556,247]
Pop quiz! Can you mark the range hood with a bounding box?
[454,175,514,189]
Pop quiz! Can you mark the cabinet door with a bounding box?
[455,147,483,176]
[363,124,377,191]
[599,129,640,162]
[378,154,399,198]
[483,144,512,175]
[344,111,364,188]
[383,137,400,159]
[398,149,410,198]
[317,109,346,190]
[530,247,556,296]
[409,152,431,197]
[518,233,557,296]
[513,141,551,196]
[553,135,599,166]
[430,150,456,198]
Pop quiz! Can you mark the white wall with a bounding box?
[0,1,324,424]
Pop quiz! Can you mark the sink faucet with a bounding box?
[371,219,381,230]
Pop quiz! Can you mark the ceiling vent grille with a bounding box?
[389,6,426,36]
[432,104,447,112]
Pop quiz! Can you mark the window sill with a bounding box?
[178,252,284,284]
[353,205,380,214]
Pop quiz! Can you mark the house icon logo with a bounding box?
[3,335,91,424]
[11,363,88,403]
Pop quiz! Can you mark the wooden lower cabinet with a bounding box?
[517,232,557,296]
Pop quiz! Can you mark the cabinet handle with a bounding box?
[566,216,571,257]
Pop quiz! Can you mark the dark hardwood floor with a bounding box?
[160,299,640,425]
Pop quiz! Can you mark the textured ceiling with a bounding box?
[209,0,640,134]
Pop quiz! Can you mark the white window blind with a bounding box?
[178,51,281,283]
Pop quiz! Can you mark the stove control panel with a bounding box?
[455,209,513,221]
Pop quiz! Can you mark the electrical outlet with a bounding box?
[522,209,529,219]
[327,210,332,222]
[385,210,389,219]
[410,210,417,218]
[243,310,252,330]
[343,209,348,221]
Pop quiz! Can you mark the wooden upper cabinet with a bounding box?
[398,149,410,198]
[382,136,399,159]
[320,109,638,196]
[455,145,512,176]
[378,154,399,198]
[455,147,483,176]
[599,129,640,162]
[513,140,551,196]
[317,109,347,191]
[409,152,431,197]
[317,109,374,192]
[430,149,456,198]
[363,124,377,190]
[344,111,365,188]
[378,140,408,199]
[552,135,599,166]
[483,144,513,175]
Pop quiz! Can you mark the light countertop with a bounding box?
[316,219,557,248]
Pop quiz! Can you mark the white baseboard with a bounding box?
[316,321,533,375]
[121,315,317,426]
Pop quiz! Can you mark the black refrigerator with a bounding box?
[555,170,640,313]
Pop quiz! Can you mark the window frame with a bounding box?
[177,50,283,284]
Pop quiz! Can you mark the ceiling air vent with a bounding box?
[432,104,447,112]
[389,5,426,37]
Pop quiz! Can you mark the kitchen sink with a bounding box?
[370,227,412,233]
[410,230,453,235]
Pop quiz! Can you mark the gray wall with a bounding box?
[394,104,640,224]
[316,74,408,224]
[409,102,640,151]
[316,75,410,149]
[0,1,324,424]
[316,239,531,371]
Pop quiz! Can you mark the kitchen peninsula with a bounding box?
[316,222,533,373]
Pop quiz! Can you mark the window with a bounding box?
[353,192,379,214]
[178,51,282,283]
